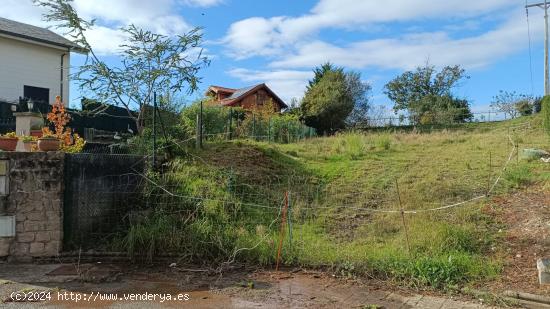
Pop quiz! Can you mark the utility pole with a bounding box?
[526,1,550,95]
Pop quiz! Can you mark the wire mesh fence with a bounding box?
[356,111,522,130]
[64,121,529,261]
[190,105,317,144]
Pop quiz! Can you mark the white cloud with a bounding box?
[222,0,539,105]
[223,17,287,59]
[222,0,519,59]
[227,68,313,103]
[269,12,539,71]
[83,26,128,55]
[0,1,46,26]
[180,0,224,7]
[73,0,191,35]
[0,0,196,55]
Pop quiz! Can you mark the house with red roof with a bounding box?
[205,83,287,112]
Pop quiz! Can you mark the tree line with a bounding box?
[35,0,550,138]
[295,61,550,135]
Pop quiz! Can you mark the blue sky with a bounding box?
[0,0,546,114]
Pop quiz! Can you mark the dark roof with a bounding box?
[220,83,288,109]
[208,86,236,93]
[228,84,261,100]
[0,17,85,51]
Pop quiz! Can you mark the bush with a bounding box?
[533,96,543,114]
[181,100,239,138]
[180,100,314,143]
[516,100,533,116]
[117,160,243,262]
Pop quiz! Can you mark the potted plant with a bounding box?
[0,132,19,151]
[30,124,43,138]
[37,131,60,152]
[21,135,38,152]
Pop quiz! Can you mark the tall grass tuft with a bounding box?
[504,165,533,188]
[374,134,392,150]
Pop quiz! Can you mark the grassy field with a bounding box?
[120,115,550,290]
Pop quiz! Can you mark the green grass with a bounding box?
[117,115,549,289]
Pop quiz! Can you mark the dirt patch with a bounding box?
[486,185,550,295]
[199,143,299,184]
[0,264,494,308]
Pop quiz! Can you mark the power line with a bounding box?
[526,0,536,96]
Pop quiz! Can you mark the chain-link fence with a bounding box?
[185,105,316,144]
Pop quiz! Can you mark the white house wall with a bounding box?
[0,36,70,106]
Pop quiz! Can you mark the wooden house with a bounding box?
[205,83,287,112]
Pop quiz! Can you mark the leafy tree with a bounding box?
[415,94,473,125]
[307,62,344,91]
[490,91,531,119]
[301,71,354,134]
[181,98,235,136]
[345,71,372,128]
[285,98,302,117]
[384,64,470,123]
[35,0,210,133]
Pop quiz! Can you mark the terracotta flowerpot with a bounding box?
[0,137,18,151]
[30,130,43,138]
[23,141,37,152]
[37,138,60,151]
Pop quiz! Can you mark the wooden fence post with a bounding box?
[395,179,411,256]
[276,191,289,271]
[487,151,492,196]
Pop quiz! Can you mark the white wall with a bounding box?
[0,35,70,106]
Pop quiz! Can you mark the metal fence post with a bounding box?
[287,191,292,255]
[286,122,290,144]
[199,101,203,148]
[228,108,232,140]
[268,117,271,143]
[252,114,256,140]
[196,113,201,149]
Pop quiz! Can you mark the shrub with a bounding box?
[516,100,533,116]
[43,96,85,152]
[533,96,543,114]
[1,132,17,139]
[181,100,237,137]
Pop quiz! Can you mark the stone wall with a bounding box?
[0,152,64,262]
